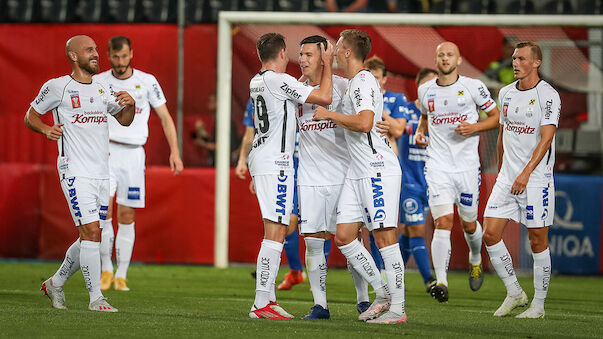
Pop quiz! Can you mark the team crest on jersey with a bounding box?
[70,94,81,108]
[90,97,94,103]
[427,99,435,112]
[503,103,508,118]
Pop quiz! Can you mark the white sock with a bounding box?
[269,256,280,302]
[379,243,405,315]
[431,229,451,286]
[464,221,483,265]
[348,261,369,303]
[115,222,135,279]
[532,248,551,309]
[80,240,103,303]
[254,239,283,308]
[51,239,81,287]
[339,239,388,300]
[100,219,114,273]
[486,240,523,296]
[305,237,328,308]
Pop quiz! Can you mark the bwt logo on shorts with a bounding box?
[99,205,108,220]
[66,178,82,218]
[127,187,141,200]
[371,177,386,222]
[526,205,534,220]
[460,193,473,206]
[275,174,288,215]
[541,187,549,220]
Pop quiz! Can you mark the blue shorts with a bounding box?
[400,187,428,225]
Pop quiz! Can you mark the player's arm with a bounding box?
[313,107,374,133]
[24,107,63,141]
[112,91,136,126]
[510,125,556,195]
[455,105,500,136]
[236,126,254,179]
[415,113,429,148]
[305,42,334,106]
[496,124,504,173]
[154,104,184,176]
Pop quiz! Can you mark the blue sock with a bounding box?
[369,234,385,271]
[398,234,411,265]
[409,236,433,283]
[284,230,302,271]
[324,238,332,263]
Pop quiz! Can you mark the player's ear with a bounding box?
[69,51,77,62]
[457,55,463,66]
[130,48,134,58]
[533,58,541,69]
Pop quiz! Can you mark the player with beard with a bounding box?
[94,36,183,292]
[314,29,405,324]
[483,42,559,319]
[26,35,135,312]
[247,33,334,319]
[415,42,500,302]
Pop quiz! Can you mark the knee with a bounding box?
[335,234,354,247]
[434,215,453,230]
[117,207,135,224]
[406,224,424,237]
[461,220,477,234]
[482,228,499,246]
[529,234,548,253]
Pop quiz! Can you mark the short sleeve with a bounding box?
[266,73,312,104]
[539,84,561,127]
[348,74,379,115]
[146,74,167,108]
[30,79,62,115]
[417,83,429,115]
[497,86,509,124]
[243,98,254,127]
[470,78,497,113]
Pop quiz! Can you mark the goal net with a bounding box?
[214,12,602,268]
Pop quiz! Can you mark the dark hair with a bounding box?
[340,29,371,61]
[300,35,327,51]
[108,35,131,52]
[416,68,438,85]
[364,55,386,76]
[256,33,286,62]
[515,41,543,63]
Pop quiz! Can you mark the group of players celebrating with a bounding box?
[243,30,560,324]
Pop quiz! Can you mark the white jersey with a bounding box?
[30,75,122,179]
[297,75,349,186]
[93,69,166,146]
[498,80,560,187]
[418,75,497,172]
[341,70,400,179]
[248,70,313,176]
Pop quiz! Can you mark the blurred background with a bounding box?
[0,0,601,275]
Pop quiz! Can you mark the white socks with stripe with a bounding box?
[99,218,114,273]
[486,240,523,296]
[52,239,81,287]
[254,239,283,309]
[115,222,135,279]
[305,237,328,309]
[80,240,103,303]
[339,239,388,300]
[431,229,451,286]
[464,221,483,265]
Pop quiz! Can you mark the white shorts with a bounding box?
[484,180,554,228]
[253,173,295,225]
[109,142,146,208]
[425,167,480,222]
[337,175,401,231]
[298,184,342,235]
[60,176,109,226]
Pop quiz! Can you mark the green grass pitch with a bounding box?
[1,261,602,338]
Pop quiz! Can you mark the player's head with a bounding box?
[416,67,438,87]
[299,35,327,79]
[336,29,371,68]
[502,35,518,59]
[65,35,99,75]
[365,55,387,88]
[108,35,133,76]
[512,41,542,80]
[435,41,462,76]
[256,33,288,70]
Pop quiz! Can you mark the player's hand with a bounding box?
[455,121,476,136]
[415,131,428,148]
[313,106,330,121]
[320,41,334,67]
[376,119,390,137]
[235,160,248,179]
[169,152,184,176]
[248,180,256,194]
[114,91,135,107]
[46,123,64,141]
[511,170,529,195]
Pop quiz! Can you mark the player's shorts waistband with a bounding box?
[110,140,142,148]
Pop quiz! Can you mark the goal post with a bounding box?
[214,12,602,268]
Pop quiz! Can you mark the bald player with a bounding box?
[415,41,500,302]
[25,35,135,312]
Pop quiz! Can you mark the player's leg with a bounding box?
[114,205,135,291]
[99,148,117,290]
[42,239,80,309]
[457,168,484,291]
[278,213,304,291]
[406,223,435,291]
[397,226,411,264]
[368,233,385,273]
